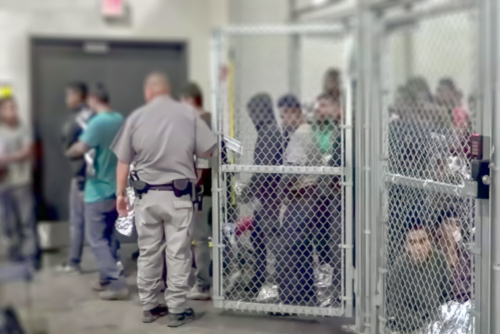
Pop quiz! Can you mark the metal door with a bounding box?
[210,25,355,318]
[31,38,187,221]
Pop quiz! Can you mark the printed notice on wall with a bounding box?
[223,135,243,155]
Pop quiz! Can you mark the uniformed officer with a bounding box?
[112,73,216,327]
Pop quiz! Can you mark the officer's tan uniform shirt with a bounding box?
[111,95,216,313]
[111,95,216,184]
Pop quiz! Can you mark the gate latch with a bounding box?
[471,134,491,200]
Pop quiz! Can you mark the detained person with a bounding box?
[58,82,94,273]
[275,93,321,307]
[65,84,127,300]
[238,93,283,296]
[387,223,452,333]
[181,82,213,301]
[0,97,39,269]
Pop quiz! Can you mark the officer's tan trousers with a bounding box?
[135,190,193,313]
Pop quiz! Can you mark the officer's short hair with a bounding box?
[182,83,203,107]
[278,94,301,110]
[89,83,110,104]
[67,82,88,99]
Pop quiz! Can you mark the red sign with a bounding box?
[102,0,124,18]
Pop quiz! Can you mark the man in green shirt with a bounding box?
[66,84,127,300]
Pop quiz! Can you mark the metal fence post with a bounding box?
[369,11,385,334]
[354,4,367,332]
[490,0,500,331]
[477,0,495,331]
[210,29,223,308]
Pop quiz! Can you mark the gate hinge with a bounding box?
[341,325,363,334]
[378,315,388,323]
[469,247,481,256]
[363,230,371,235]
[340,125,353,129]
[341,296,354,301]
[493,264,500,271]
[212,296,225,301]
[378,267,388,274]
[470,310,481,319]
[375,293,382,306]
[339,244,354,249]
[214,243,225,249]
[341,182,354,187]
[212,188,223,193]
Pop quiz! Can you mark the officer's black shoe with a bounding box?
[142,305,168,323]
[167,308,195,327]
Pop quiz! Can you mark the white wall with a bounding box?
[385,8,477,107]
[0,0,229,121]
[223,0,351,165]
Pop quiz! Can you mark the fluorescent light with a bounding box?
[312,0,328,5]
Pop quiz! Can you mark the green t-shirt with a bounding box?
[313,120,341,159]
[80,111,124,203]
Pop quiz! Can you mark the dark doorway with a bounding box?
[31,38,188,222]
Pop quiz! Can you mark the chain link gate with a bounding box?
[210,24,355,317]
[367,1,490,333]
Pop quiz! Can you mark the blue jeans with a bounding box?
[68,178,85,266]
[0,185,39,264]
[85,198,125,290]
[276,195,316,306]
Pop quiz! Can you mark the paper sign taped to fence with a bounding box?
[196,158,210,169]
[223,135,243,155]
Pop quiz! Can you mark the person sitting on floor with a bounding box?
[387,222,453,333]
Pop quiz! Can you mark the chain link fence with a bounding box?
[379,7,478,334]
[212,25,354,317]
[214,0,496,332]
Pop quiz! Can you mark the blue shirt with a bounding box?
[80,111,124,203]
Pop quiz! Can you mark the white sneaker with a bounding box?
[55,262,81,275]
[116,261,125,276]
[187,286,211,300]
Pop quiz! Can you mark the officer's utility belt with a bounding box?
[130,171,202,209]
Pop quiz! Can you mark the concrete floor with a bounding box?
[1,244,354,334]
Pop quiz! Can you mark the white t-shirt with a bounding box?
[284,123,321,190]
[0,123,33,188]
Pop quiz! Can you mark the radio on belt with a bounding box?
[471,134,491,199]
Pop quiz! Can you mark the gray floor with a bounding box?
[0,244,354,334]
